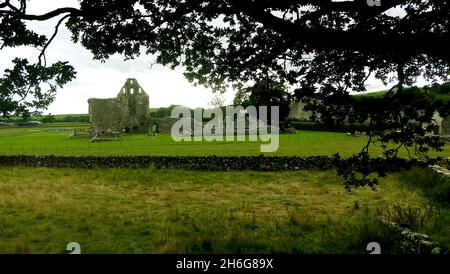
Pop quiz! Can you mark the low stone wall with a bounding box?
[377,163,450,254]
[380,218,447,254]
[428,164,450,182]
[0,155,335,170]
[0,155,442,171]
[149,117,179,134]
[67,133,91,139]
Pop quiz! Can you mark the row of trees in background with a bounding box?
[0,114,90,124]
[42,114,90,123]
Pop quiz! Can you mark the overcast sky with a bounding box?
[0,0,430,115]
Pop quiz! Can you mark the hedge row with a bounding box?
[290,121,370,133]
[0,155,445,171]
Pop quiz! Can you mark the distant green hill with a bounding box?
[354,82,450,103]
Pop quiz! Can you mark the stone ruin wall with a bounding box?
[89,79,151,134]
[117,90,150,134]
[88,98,120,133]
[149,117,179,134]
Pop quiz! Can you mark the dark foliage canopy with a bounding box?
[234,80,292,122]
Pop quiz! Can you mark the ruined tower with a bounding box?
[88,78,150,134]
[117,78,150,133]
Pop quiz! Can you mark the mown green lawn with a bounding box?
[0,126,449,157]
[0,167,448,254]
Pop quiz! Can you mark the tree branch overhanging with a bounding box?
[227,0,450,60]
[18,7,82,21]
[38,14,71,67]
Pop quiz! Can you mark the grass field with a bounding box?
[0,167,448,254]
[0,125,449,157]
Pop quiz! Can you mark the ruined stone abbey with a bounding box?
[89,78,450,138]
[88,78,150,134]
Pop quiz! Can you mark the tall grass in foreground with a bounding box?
[0,167,448,253]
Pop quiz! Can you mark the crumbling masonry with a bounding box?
[88,78,150,134]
